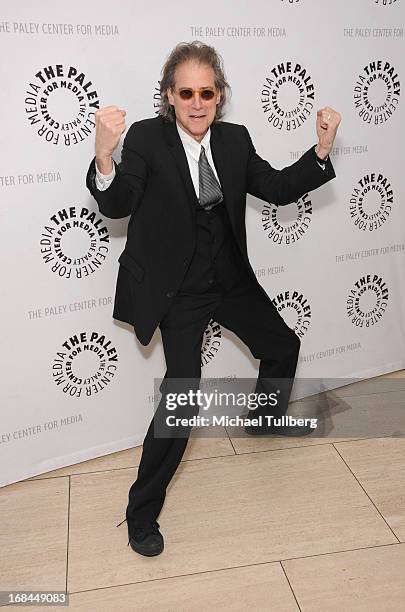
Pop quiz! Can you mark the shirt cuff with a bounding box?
[313,145,328,170]
[95,160,116,191]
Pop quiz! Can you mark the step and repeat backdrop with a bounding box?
[1,0,403,485]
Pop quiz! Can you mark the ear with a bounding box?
[216,90,221,105]
[167,88,175,106]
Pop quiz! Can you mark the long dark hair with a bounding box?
[159,40,230,122]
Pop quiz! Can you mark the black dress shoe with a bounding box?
[116,516,164,556]
[129,521,164,556]
[245,422,315,437]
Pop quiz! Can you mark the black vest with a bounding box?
[178,202,249,294]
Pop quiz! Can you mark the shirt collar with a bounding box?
[176,121,211,162]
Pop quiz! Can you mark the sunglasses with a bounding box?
[175,88,217,101]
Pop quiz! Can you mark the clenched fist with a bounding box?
[315,106,341,159]
[95,105,127,173]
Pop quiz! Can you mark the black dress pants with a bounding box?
[127,272,300,524]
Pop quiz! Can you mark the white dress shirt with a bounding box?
[94,122,326,191]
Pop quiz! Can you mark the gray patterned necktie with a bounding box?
[198,145,223,211]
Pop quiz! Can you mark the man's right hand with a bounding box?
[95,105,127,174]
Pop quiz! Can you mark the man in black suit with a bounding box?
[86,41,341,557]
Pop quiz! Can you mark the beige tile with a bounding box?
[332,371,405,397]
[283,543,405,612]
[228,431,359,455]
[67,444,395,592]
[0,478,69,591]
[61,563,298,612]
[27,429,234,481]
[308,390,405,438]
[288,371,405,404]
[382,369,405,379]
[335,438,405,540]
[289,373,405,403]
[183,426,236,460]
[230,387,405,454]
[28,447,143,480]
[228,395,365,455]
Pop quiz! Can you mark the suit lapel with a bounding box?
[163,119,198,212]
[210,122,235,224]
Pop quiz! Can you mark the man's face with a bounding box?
[167,60,221,142]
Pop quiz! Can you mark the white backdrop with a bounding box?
[1,0,404,486]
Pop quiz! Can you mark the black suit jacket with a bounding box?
[86,116,336,345]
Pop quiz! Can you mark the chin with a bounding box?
[192,126,207,135]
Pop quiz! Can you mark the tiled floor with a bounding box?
[1,372,405,611]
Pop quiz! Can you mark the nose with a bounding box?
[191,92,203,108]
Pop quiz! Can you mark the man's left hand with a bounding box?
[315,106,342,159]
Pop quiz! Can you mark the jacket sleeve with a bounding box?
[243,125,336,206]
[85,123,149,219]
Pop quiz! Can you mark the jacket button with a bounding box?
[166,291,175,298]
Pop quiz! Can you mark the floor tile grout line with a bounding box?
[65,541,403,597]
[24,443,336,484]
[328,386,405,400]
[224,426,238,455]
[23,451,236,482]
[280,561,302,612]
[231,438,370,456]
[235,433,405,455]
[65,475,71,594]
[23,436,384,482]
[330,435,405,446]
[331,443,401,543]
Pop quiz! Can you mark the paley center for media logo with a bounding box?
[153,80,161,113]
[25,64,100,145]
[40,206,110,278]
[201,320,222,366]
[349,172,394,232]
[374,0,398,6]
[354,60,400,125]
[262,193,312,244]
[346,274,389,328]
[272,290,312,338]
[52,331,118,397]
[260,61,315,131]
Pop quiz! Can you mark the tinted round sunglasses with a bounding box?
[175,88,217,101]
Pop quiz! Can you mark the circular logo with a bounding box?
[40,206,110,278]
[354,60,400,125]
[25,64,100,145]
[346,274,389,327]
[262,194,312,244]
[260,61,315,131]
[153,80,161,114]
[201,320,222,366]
[52,331,118,397]
[272,290,311,338]
[349,172,393,231]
